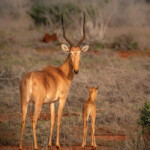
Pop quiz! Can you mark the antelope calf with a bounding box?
[19,14,89,150]
[82,83,99,149]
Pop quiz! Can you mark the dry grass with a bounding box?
[0,46,150,149]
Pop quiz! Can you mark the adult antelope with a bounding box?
[19,14,89,150]
[82,83,99,149]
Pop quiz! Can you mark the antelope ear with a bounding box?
[81,45,89,52]
[61,44,69,52]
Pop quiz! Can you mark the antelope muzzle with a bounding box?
[74,69,79,74]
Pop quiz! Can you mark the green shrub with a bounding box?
[28,0,109,26]
[129,42,138,50]
[29,4,47,25]
[110,35,139,50]
[86,4,96,19]
[29,1,81,26]
[93,42,105,50]
[138,102,150,134]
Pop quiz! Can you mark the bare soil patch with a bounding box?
[118,51,150,58]
[0,110,105,122]
[0,111,126,150]
[0,145,113,150]
[0,146,32,150]
[94,134,126,141]
[0,112,81,122]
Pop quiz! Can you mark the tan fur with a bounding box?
[82,86,99,149]
[19,46,88,150]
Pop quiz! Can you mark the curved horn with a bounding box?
[77,12,86,47]
[61,15,74,47]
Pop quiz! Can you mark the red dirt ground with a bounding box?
[0,112,81,122]
[0,111,126,150]
[86,50,150,58]
[0,109,103,122]
[94,134,126,141]
[0,145,113,150]
[78,134,126,142]
[118,51,150,58]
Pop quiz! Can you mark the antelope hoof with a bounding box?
[82,144,85,149]
[48,145,53,150]
[34,146,39,150]
[19,145,22,150]
[92,145,97,150]
[56,144,61,150]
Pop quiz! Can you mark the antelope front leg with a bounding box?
[56,99,66,150]
[19,102,28,150]
[32,102,42,150]
[48,103,55,149]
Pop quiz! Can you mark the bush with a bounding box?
[93,42,105,50]
[138,102,150,134]
[28,0,81,26]
[110,35,139,51]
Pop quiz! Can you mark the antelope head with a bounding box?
[61,13,89,74]
[84,83,99,101]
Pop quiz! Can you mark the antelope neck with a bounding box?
[59,55,74,81]
[88,96,95,101]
